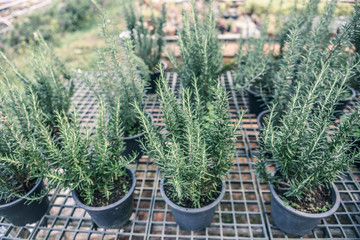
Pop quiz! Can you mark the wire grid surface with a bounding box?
[0,72,359,240]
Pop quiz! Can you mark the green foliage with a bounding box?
[135,73,243,208]
[3,0,100,49]
[238,1,360,124]
[88,7,146,136]
[36,94,133,206]
[8,12,58,47]
[271,1,360,124]
[170,1,223,102]
[1,33,73,134]
[236,0,325,95]
[54,0,97,32]
[122,0,166,71]
[235,16,275,95]
[245,0,354,16]
[0,72,50,203]
[256,57,360,200]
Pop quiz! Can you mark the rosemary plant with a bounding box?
[36,94,133,206]
[89,6,146,136]
[0,71,50,204]
[238,1,360,124]
[135,73,244,208]
[256,57,360,212]
[235,25,274,95]
[122,0,166,72]
[170,1,223,102]
[0,33,73,135]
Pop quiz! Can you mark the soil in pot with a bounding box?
[275,184,333,214]
[0,178,37,205]
[77,173,132,207]
[0,178,50,227]
[163,181,222,209]
[72,167,136,229]
[160,177,225,231]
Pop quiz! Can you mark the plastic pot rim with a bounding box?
[0,178,44,209]
[245,87,261,96]
[257,110,270,130]
[72,166,136,212]
[152,61,168,74]
[159,176,226,213]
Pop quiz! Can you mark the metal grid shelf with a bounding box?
[0,72,359,240]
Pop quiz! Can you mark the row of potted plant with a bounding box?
[0,1,241,231]
[1,0,359,236]
[121,0,167,94]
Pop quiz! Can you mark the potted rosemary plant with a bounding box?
[88,7,150,160]
[170,1,223,102]
[122,0,167,94]
[0,32,73,137]
[270,2,359,124]
[256,57,360,236]
[37,95,136,229]
[235,35,274,116]
[0,74,50,226]
[136,73,244,231]
[238,1,357,120]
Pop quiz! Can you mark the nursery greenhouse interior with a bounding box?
[0,0,359,239]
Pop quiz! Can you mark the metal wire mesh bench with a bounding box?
[0,72,359,240]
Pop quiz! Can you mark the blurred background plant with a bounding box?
[122,0,166,72]
[236,0,360,123]
[0,0,356,81]
[170,1,223,103]
[86,3,146,137]
[3,0,103,51]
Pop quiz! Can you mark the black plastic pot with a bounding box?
[0,179,49,227]
[72,166,136,229]
[246,88,269,117]
[160,177,225,231]
[257,110,269,130]
[147,61,168,94]
[122,112,153,161]
[123,132,145,161]
[334,86,356,118]
[270,183,340,236]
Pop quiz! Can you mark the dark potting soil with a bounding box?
[0,178,37,205]
[164,181,222,208]
[276,185,333,214]
[77,172,132,207]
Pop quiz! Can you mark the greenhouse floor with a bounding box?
[0,72,359,240]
